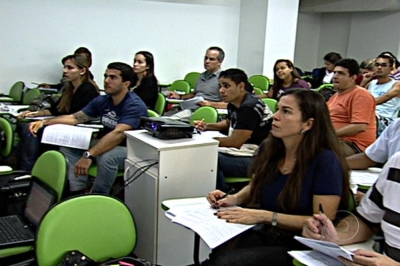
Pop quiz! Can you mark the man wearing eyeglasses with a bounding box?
[327,58,376,157]
[365,54,400,136]
[167,46,228,109]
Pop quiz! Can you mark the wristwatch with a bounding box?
[83,151,95,160]
[271,212,278,227]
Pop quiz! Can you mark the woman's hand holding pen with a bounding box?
[28,121,44,137]
[302,213,338,242]
[194,118,206,131]
[207,189,236,208]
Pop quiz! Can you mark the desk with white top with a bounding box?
[124,130,219,266]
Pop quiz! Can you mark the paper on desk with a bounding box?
[41,124,97,150]
[166,202,254,249]
[294,236,353,262]
[350,170,379,187]
[180,96,204,110]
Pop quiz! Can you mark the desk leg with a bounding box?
[194,233,201,266]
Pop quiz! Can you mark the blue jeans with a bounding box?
[17,123,41,171]
[216,153,254,192]
[60,145,126,194]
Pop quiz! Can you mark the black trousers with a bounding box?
[201,224,308,266]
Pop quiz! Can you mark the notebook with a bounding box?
[0,177,57,249]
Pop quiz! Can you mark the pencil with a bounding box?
[319,203,325,240]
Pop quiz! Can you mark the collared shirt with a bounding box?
[194,69,222,102]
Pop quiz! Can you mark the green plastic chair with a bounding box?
[0,117,14,162]
[22,88,41,105]
[190,106,218,126]
[184,72,201,90]
[148,109,159,117]
[249,75,270,92]
[154,93,166,116]
[168,80,191,95]
[35,195,137,265]
[253,87,263,95]
[315,83,334,92]
[262,98,278,113]
[0,150,68,259]
[0,81,25,103]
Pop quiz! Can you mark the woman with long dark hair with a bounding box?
[259,59,309,100]
[18,54,99,170]
[130,51,158,109]
[202,89,349,265]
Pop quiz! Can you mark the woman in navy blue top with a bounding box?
[203,89,350,265]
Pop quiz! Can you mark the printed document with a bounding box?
[41,124,98,150]
[180,96,204,110]
[165,200,254,249]
[289,236,354,265]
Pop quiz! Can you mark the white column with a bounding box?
[237,0,300,78]
[262,0,300,78]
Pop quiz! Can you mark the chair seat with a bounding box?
[0,246,33,258]
[0,97,15,102]
[224,177,251,184]
[88,165,124,178]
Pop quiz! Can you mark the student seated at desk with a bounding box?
[130,51,158,110]
[17,54,100,171]
[39,46,95,91]
[202,89,349,266]
[303,151,400,265]
[194,68,272,192]
[28,62,148,195]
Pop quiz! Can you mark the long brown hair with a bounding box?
[249,89,349,212]
[270,59,302,99]
[58,54,99,113]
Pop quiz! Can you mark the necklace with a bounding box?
[281,158,296,174]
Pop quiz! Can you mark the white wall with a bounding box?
[0,0,240,92]
[294,13,321,72]
[236,0,267,76]
[295,10,400,72]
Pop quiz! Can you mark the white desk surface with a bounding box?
[0,105,29,115]
[125,129,219,151]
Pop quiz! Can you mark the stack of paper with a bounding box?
[165,200,254,249]
[289,236,354,266]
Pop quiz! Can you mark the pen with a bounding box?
[196,118,205,128]
[319,203,325,240]
[219,188,235,200]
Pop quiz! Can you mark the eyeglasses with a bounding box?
[374,63,389,68]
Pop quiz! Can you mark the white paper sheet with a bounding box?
[350,170,379,187]
[165,201,254,249]
[41,124,98,150]
[294,236,353,262]
[180,96,204,110]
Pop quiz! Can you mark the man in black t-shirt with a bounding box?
[195,69,273,191]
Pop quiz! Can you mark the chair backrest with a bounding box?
[22,88,41,105]
[261,98,278,113]
[184,72,201,90]
[0,117,14,158]
[168,80,191,94]
[8,81,25,102]
[36,195,137,265]
[253,87,263,95]
[154,93,166,115]
[31,150,68,201]
[148,109,159,117]
[248,75,269,92]
[190,106,218,126]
